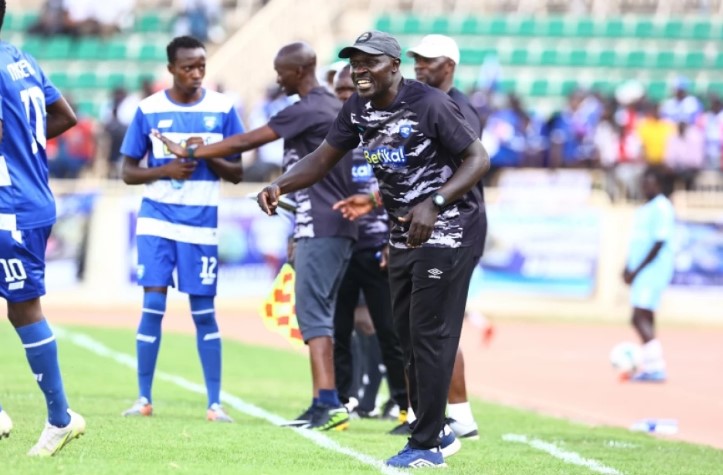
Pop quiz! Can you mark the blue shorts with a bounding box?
[136,235,218,296]
[631,273,668,311]
[0,226,51,303]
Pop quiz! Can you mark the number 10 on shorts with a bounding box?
[0,258,27,290]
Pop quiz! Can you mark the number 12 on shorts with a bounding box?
[200,256,217,285]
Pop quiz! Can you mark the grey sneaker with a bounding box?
[122,397,153,417]
[206,403,233,422]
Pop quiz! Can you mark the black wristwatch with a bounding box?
[432,193,446,210]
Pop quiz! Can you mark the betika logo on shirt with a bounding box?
[364,146,407,167]
[352,163,373,182]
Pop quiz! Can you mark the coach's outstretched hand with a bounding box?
[151,129,191,158]
[257,184,281,216]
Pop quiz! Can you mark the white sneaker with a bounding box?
[447,417,480,440]
[206,403,233,423]
[28,409,85,456]
[0,410,12,438]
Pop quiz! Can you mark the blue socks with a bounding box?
[15,320,70,427]
[318,389,341,408]
[190,295,221,408]
[137,292,166,403]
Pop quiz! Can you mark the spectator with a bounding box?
[664,121,705,191]
[172,0,224,43]
[545,90,600,168]
[26,0,67,37]
[47,100,97,178]
[701,92,723,170]
[593,99,622,200]
[636,101,675,165]
[660,76,702,125]
[100,87,130,178]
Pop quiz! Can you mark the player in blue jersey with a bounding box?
[119,36,244,421]
[623,167,675,382]
[154,42,357,431]
[0,0,85,456]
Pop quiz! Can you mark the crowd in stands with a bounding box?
[472,76,722,200]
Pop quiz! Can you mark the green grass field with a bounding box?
[1,322,721,474]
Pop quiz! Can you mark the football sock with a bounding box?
[137,291,166,403]
[641,339,666,372]
[407,406,417,424]
[318,389,341,408]
[16,319,70,427]
[190,295,221,408]
[447,402,476,426]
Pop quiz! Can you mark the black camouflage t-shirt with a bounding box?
[349,147,389,252]
[326,79,481,249]
[269,87,356,240]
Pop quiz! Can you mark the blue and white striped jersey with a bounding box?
[120,89,244,245]
[0,41,62,231]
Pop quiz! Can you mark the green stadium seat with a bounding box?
[401,15,423,34]
[104,41,128,61]
[459,48,491,65]
[429,16,450,34]
[591,80,613,94]
[714,52,723,68]
[75,38,102,60]
[654,51,676,69]
[603,19,625,38]
[375,15,392,33]
[509,49,529,65]
[561,80,579,95]
[624,51,647,68]
[106,73,127,88]
[517,18,536,36]
[690,20,712,40]
[500,79,517,93]
[708,82,723,96]
[489,17,508,35]
[529,80,549,97]
[568,50,589,66]
[661,20,684,39]
[460,17,480,35]
[540,50,559,66]
[634,20,655,38]
[75,72,100,89]
[5,12,39,32]
[36,37,72,60]
[135,13,165,33]
[49,72,70,90]
[683,52,705,69]
[75,100,98,117]
[138,44,165,62]
[544,18,565,37]
[574,18,595,37]
[647,81,668,100]
[597,50,617,67]
[20,37,43,58]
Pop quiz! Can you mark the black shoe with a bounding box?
[303,405,350,431]
[280,405,315,427]
[379,398,399,421]
[388,421,411,436]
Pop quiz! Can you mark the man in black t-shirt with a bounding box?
[407,33,486,442]
[257,31,490,468]
[330,65,409,425]
[154,42,356,432]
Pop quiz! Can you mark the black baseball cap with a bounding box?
[338,31,401,59]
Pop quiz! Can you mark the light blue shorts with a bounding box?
[631,274,668,311]
[0,226,51,303]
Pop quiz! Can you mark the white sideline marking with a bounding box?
[55,328,404,475]
[503,434,623,475]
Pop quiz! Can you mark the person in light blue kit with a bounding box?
[623,167,676,382]
[0,0,85,455]
[120,36,244,420]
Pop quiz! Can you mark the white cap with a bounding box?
[406,34,460,65]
